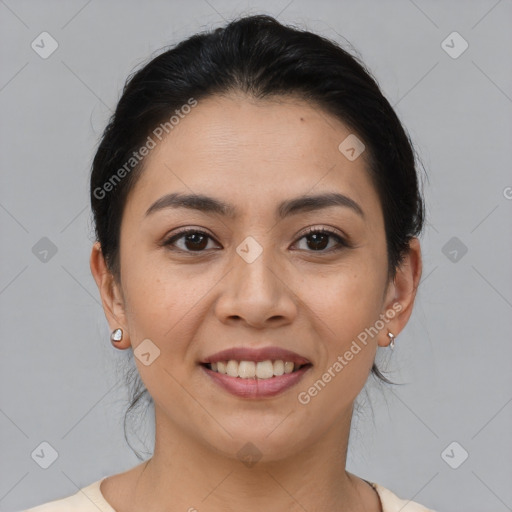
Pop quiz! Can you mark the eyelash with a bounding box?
[161,226,349,254]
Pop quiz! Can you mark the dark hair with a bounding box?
[90,14,425,459]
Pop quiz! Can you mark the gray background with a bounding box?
[1,1,511,511]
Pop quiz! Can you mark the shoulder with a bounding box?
[22,478,115,512]
[372,482,437,512]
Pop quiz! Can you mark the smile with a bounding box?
[200,361,313,399]
[199,345,312,398]
[203,360,309,379]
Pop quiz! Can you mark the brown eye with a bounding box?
[305,231,330,251]
[163,229,218,252]
[294,228,348,253]
[162,227,349,254]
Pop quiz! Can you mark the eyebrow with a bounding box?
[144,191,365,220]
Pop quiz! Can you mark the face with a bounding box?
[98,93,405,462]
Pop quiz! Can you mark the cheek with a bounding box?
[296,251,386,377]
[294,267,384,415]
[120,253,176,342]
[121,254,213,356]
[306,259,385,334]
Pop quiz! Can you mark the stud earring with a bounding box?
[387,332,395,350]
[110,328,123,343]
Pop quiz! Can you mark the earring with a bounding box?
[110,328,123,343]
[387,332,395,350]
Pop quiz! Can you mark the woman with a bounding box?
[25,14,436,512]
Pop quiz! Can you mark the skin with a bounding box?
[90,92,422,512]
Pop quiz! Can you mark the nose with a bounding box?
[213,241,298,329]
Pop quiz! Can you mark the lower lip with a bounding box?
[201,364,312,399]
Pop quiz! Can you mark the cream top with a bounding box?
[23,476,437,511]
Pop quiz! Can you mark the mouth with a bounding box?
[199,346,313,399]
[200,360,312,379]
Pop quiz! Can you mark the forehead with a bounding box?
[125,93,381,222]
[151,93,354,170]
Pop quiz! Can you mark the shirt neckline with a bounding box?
[96,476,385,512]
[362,478,384,512]
[95,477,116,511]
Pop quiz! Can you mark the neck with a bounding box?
[122,405,378,512]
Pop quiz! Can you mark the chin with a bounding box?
[202,423,312,465]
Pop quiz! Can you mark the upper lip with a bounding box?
[201,346,311,366]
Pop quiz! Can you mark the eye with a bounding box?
[162,226,349,254]
[162,229,220,252]
[293,227,349,253]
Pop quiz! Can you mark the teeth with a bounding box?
[256,360,273,379]
[273,360,284,376]
[208,359,304,379]
[239,361,256,378]
[226,360,239,377]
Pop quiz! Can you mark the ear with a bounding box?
[90,241,131,349]
[378,237,422,347]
